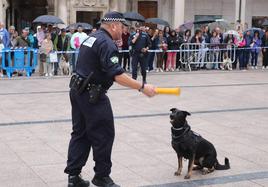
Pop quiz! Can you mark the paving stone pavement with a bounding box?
[0,70,268,187]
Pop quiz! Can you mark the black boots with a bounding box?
[68,175,90,187]
[92,176,120,187]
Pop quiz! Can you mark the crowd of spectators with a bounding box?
[1,20,268,78]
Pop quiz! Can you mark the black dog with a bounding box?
[170,108,230,179]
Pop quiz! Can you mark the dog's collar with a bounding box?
[172,126,184,131]
[171,122,190,141]
[171,121,187,131]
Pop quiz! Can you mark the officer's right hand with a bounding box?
[142,84,156,97]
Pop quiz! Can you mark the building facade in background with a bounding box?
[0,0,267,31]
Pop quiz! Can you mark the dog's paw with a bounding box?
[184,174,191,179]
[174,171,181,176]
[202,169,208,175]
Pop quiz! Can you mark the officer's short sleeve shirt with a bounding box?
[76,28,124,90]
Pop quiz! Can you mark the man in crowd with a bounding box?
[70,25,88,72]
[54,28,71,75]
[129,25,151,83]
[119,26,130,71]
[0,22,10,48]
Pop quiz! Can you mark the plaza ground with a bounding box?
[0,70,268,187]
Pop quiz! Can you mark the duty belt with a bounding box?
[69,74,106,95]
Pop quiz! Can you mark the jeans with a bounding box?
[251,51,259,67]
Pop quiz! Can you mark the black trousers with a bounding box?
[131,52,147,82]
[64,88,115,177]
[119,52,130,70]
[263,50,268,67]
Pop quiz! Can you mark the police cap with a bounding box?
[101,11,129,26]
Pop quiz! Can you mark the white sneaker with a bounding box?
[255,66,258,69]
[251,66,254,69]
[49,73,53,76]
[0,73,3,78]
[266,66,268,69]
[262,66,265,70]
[156,68,159,72]
[160,68,164,72]
[45,73,48,77]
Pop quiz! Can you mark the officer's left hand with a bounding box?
[142,84,156,97]
[141,48,148,53]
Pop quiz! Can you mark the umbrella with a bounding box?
[67,22,93,30]
[262,20,268,26]
[123,12,145,22]
[244,27,264,38]
[223,30,239,39]
[33,15,64,24]
[145,18,169,26]
[208,20,230,32]
[193,18,215,25]
[179,22,193,32]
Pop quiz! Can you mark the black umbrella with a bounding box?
[262,20,268,26]
[67,22,93,30]
[193,18,215,24]
[123,12,145,22]
[145,18,169,26]
[33,15,64,24]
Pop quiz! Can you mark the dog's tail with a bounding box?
[215,157,230,170]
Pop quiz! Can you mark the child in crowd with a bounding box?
[40,33,54,77]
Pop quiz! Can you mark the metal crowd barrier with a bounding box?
[180,43,236,71]
[1,47,38,78]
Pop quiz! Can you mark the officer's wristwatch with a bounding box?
[138,82,145,92]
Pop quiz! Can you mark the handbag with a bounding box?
[49,52,58,63]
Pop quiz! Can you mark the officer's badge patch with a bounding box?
[110,56,119,64]
[83,37,97,48]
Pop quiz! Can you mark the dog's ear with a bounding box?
[170,108,177,112]
[183,111,191,116]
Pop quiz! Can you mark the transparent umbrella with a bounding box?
[208,19,231,32]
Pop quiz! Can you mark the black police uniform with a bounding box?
[130,31,151,83]
[64,12,126,187]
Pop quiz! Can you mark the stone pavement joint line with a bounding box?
[0,106,267,127]
[142,171,268,187]
[1,82,268,96]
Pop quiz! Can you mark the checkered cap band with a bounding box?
[102,17,126,22]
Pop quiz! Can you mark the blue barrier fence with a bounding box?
[1,47,38,78]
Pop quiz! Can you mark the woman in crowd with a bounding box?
[235,32,246,70]
[184,29,192,43]
[251,31,261,69]
[155,30,168,72]
[166,30,180,71]
[243,30,253,70]
[40,33,54,77]
[163,26,170,69]
[210,30,221,69]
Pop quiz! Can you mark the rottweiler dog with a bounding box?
[170,108,230,179]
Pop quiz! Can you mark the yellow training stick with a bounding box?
[155,87,181,96]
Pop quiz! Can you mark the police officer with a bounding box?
[64,11,156,187]
[130,25,151,83]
